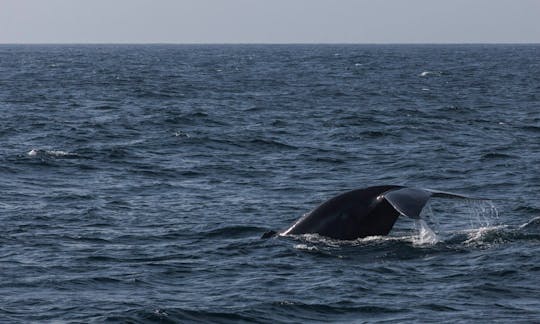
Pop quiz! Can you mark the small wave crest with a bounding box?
[419,71,442,77]
[519,216,540,230]
[293,243,319,252]
[27,149,79,159]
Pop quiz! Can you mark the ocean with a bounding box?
[1,44,539,322]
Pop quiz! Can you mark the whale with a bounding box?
[263,185,477,240]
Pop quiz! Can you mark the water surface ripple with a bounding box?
[1,44,539,322]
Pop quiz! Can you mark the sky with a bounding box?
[1,0,539,44]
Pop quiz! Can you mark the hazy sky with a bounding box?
[1,0,539,43]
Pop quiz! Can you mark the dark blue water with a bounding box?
[1,44,539,322]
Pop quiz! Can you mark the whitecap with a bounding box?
[48,150,72,157]
[420,70,443,77]
[519,216,540,230]
[153,309,169,317]
[27,149,78,158]
[293,244,318,251]
[174,131,190,138]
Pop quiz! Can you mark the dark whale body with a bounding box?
[265,185,473,240]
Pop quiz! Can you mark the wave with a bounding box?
[99,301,404,323]
[174,130,191,138]
[419,71,442,77]
[519,216,540,230]
[100,307,255,323]
[27,149,79,158]
[203,225,269,238]
[247,138,298,150]
[359,130,387,138]
[522,125,540,133]
[480,152,516,160]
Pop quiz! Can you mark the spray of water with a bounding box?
[413,218,439,245]
[462,200,501,244]
[414,199,500,245]
[465,199,499,229]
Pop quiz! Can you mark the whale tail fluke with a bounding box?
[383,188,483,219]
[262,185,488,240]
[427,189,487,201]
[383,188,431,219]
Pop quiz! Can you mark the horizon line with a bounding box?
[1,41,539,46]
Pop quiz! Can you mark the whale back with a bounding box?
[282,185,404,240]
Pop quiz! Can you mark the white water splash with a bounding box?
[415,198,501,245]
[299,233,343,247]
[413,219,439,245]
[463,225,506,245]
